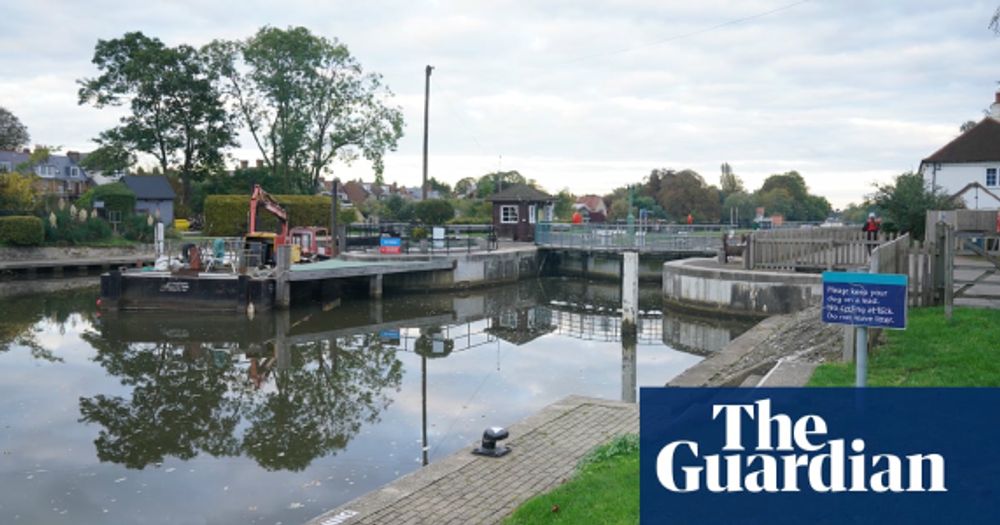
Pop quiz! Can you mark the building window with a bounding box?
[70,167,80,178]
[0,161,10,173]
[528,204,537,224]
[500,205,518,224]
[988,168,998,187]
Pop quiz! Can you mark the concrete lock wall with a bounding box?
[382,248,541,292]
[543,250,667,281]
[662,258,821,317]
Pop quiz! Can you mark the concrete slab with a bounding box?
[305,396,637,525]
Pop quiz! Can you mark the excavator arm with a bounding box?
[248,184,289,240]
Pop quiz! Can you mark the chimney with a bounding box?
[256,159,264,168]
[240,159,249,169]
[991,91,1000,119]
[22,148,29,154]
[66,151,80,163]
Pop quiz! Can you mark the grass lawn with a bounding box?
[809,306,1000,387]
[504,434,639,525]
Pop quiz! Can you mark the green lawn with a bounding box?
[809,306,1000,387]
[504,434,639,525]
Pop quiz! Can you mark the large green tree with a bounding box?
[0,106,30,151]
[655,169,721,222]
[206,27,403,194]
[870,172,956,241]
[753,171,831,221]
[78,32,235,204]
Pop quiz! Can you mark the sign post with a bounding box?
[821,271,908,387]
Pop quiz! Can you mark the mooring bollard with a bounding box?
[275,244,292,309]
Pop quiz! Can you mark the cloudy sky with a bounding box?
[1,0,998,207]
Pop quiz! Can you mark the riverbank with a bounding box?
[809,306,1000,386]
[305,396,638,525]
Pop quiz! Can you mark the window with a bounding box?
[988,168,998,187]
[70,167,80,178]
[0,161,10,173]
[500,205,518,224]
[528,204,537,224]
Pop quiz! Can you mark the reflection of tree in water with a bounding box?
[78,337,243,469]
[78,331,402,472]
[0,291,97,362]
[243,335,403,471]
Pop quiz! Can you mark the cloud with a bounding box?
[2,0,998,206]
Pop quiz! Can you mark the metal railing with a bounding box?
[344,222,497,254]
[534,222,724,253]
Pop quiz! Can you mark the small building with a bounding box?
[919,91,1000,210]
[573,195,607,223]
[486,184,554,242]
[122,175,176,224]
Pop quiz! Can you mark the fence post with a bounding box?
[944,223,954,321]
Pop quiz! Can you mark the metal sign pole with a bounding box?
[855,326,867,387]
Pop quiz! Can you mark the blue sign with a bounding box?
[640,387,1000,525]
[822,272,907,329]
[380,237,401,247]
[379,329,400,341]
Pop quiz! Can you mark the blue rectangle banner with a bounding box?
[640,388,1000,524]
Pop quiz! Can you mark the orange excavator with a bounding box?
[245,184,300,266]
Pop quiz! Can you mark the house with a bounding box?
[0,149,94,199]
[486,184,554,242]
[919,92,1000,210]
[122,175,176,224]
[573,195,607,223]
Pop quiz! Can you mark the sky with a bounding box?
[1,0,999,208]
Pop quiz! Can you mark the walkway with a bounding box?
[305,396,637,525]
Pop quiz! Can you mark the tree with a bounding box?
[553,189,575,221]
[754,171,830,221]
[870,172,956,240]
[383,193,415,222]
[427,176,451,197]
[413,199,454,225]
[722,191,755,226]
[79,143,133,175]
[719,162,744,197]
[454,177,477,197]
[655,169,721,222]
[475,171,526,198]
[78,32,235,205]
[206,26,403,194]
[0,106,30,151]
[0,172,37,212]
[960,120,978,133]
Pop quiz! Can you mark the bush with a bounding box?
[410,226,428,240]
[76,182,136,218]
[447,215,491,225]
[414,199,454,225]
[123,214,154,242]
[203,194,332,236]
[0,216,44,246]
[43,209,113,245]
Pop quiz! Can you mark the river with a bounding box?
[0,277,753,524]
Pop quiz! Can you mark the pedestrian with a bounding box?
[863,212,880,253]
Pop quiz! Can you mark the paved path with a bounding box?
[306,396,637,525]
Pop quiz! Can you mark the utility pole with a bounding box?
[422,65,433,201]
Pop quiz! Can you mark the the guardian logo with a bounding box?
[656,399,947,494]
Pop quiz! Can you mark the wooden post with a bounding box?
[621,251,639,331]
[943,223,954,321]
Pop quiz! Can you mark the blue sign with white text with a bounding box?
[822,272,907,329]
[640,388,1000,524]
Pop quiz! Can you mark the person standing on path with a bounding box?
[863,212,880,253]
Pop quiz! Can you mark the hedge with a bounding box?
[76,182,136,217]
[203,194,332,236]
[0,216,44,246]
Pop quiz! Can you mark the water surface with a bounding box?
[0,278,753,524]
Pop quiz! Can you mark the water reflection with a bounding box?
[0,278,755,524]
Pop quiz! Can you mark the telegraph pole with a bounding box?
[422,65,433,201]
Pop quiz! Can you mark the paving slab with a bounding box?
[305,395,637,525]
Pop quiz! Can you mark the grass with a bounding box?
[809,306,1000,387]
[504,434,639,525]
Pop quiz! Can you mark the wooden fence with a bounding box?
[744,227,892,271]
[868,233,934,307]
